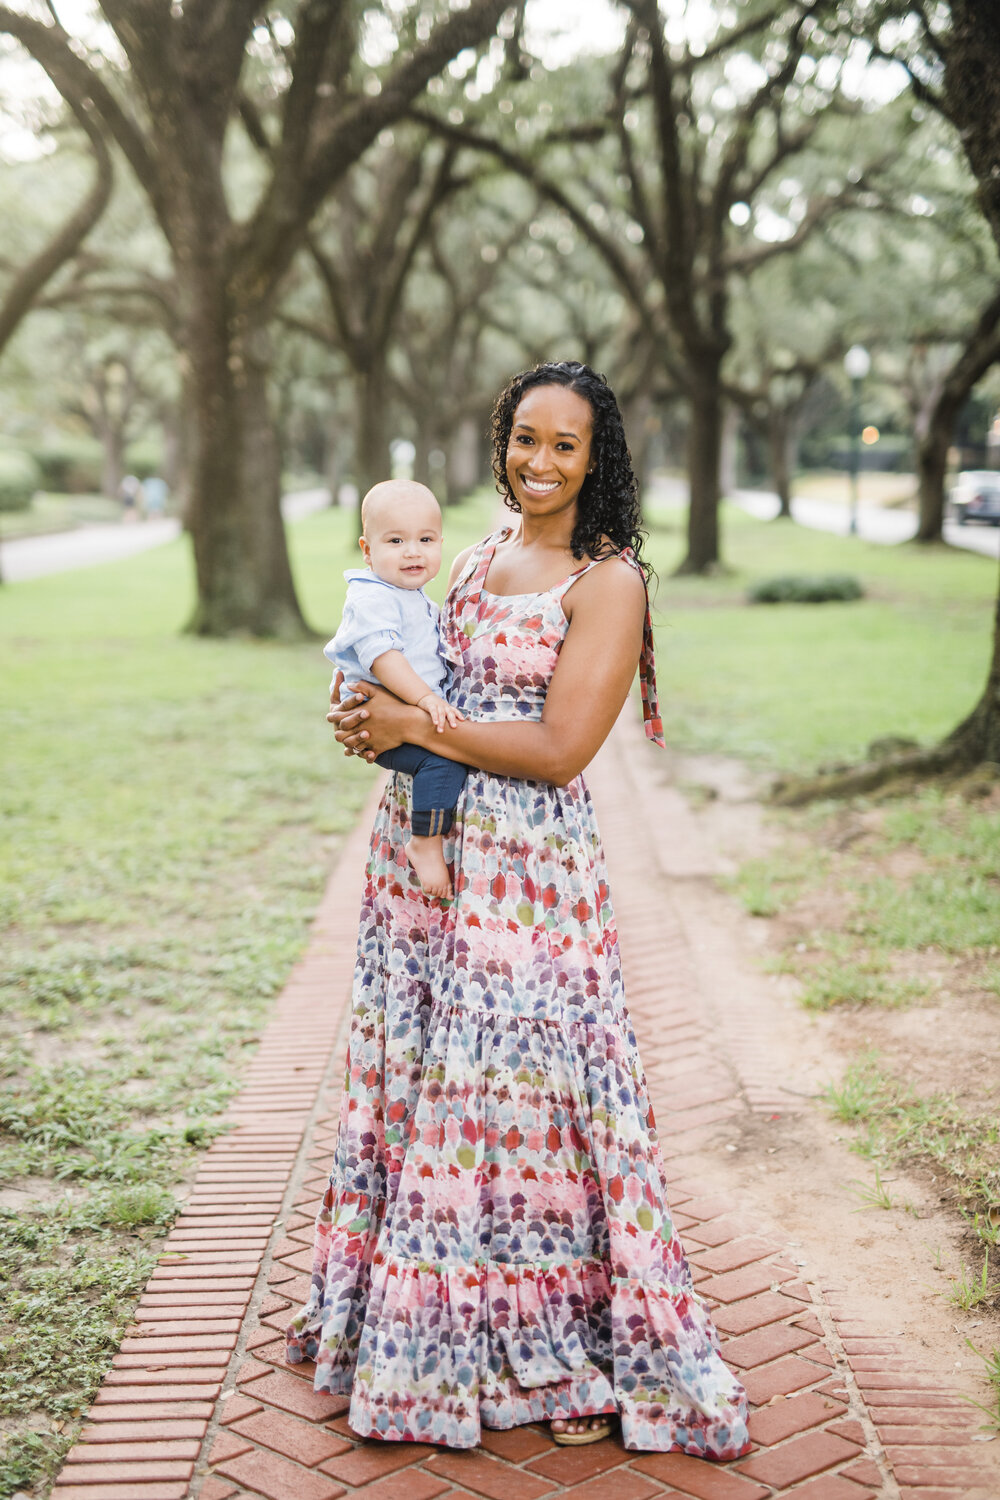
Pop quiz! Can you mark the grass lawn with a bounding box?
[0,491,493,1498]
[646,500,994,772]
[2,491,998,1488]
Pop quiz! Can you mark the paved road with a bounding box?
[0,488,331,583]
[733,485,1000,560]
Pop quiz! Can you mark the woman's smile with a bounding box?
[506,384,593,512]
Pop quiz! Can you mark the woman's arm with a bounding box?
[335,559,647,784]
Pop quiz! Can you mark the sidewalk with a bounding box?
[0,489,330,582]
[51,716,1000,1500]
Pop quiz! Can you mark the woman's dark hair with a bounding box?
[489,360,650,580]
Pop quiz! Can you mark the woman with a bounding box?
[287,362,750,1459]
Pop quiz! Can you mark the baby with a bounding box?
[324,480,466,900]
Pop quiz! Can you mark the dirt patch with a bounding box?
[641,743,1000,1407]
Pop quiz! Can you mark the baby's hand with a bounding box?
[418,693,464,732]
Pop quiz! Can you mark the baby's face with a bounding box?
[360,490,443,591]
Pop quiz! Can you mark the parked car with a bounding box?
[950,470,1000,525]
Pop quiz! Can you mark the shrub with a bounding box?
[747,573,864,604]
[0,448,42,511]
[124,437,164,480]
[31,434,104,493]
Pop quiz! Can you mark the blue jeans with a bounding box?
[376,743,467,836]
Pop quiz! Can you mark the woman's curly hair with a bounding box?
[489,360,650,580]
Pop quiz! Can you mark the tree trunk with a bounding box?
[677,363,722,574]
[354,363,391,519]
[412,421,432,489]
[943,555,1000,764]
[182,290,308,638]
[768,414,793,519]
[914,394,957,543]
[99,425,124,502]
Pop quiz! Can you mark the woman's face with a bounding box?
[505,384,594,520]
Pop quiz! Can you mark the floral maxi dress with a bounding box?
[287,530,751,1458]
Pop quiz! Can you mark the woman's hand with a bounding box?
[327,677,416,761]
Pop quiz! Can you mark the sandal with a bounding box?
[551,1417,614,1446]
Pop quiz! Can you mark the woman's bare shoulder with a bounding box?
[564,551,645,626]
[447,537,486,587]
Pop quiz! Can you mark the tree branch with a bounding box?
[0,98,113,356]
[0,6,156,203]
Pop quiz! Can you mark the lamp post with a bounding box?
[844,344,870,536]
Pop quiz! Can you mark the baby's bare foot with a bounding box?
[406,835,453,899]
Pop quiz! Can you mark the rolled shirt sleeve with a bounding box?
[354,627,403,672]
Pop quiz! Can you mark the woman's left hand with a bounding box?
[327,680,413,761]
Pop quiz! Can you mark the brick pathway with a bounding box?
[52,719,1000,1500]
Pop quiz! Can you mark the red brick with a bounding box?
[746,1390,846,1445]
[321,1443,434,1484]
[53,1487,189,1500]
[220,1393,266,1425]
[210,1430,255,1463]
[528,1436,631,1483]
[64,1440,200,1463]
[113,1348,232,1367]
[886,1444,998,1468]
[741,1354,830,1405]
[713,1293,798,1335]
[630,1451,769,1498]
[200,1481,241,1500]
[736,1429,861,1485]
[247,1367,350,1422]
[236,1358,273,1385]
[825,1419,866,1444]
[804,1342,835,1366]
[232,1407,352,1466]
[793,1313,824,1336]
[78,1421,208,1443]
[424,1449,555,1499]
[105,1364,227,1385]
[135,1302,249,1320]
[854,1370,948,1390]
[700,1264,791,1303]
[842,1458,884,1485]
[878,1424,974,1444]
[95,1382,222,1402]
[55,1461,194,1484]
[556,1472,663,1500]
[689,1239,775,1275]
[343,1472,453,1500]
[214,1446,346,1500]
[85,1400,214,1422]
[682,1217,744,1247]
[897,1491,999,1500]
[478,1426,553,1462]
[260,1293,292,1315]
[722,1321,819,1369]
[786,1479,876,1500]
[126,1320,242,1337]
[119,1332,238,1356]
[781,1279,812,1301]
[863,1392,968,1410]
[246,1337,287,1365]
[673,1195,731,1222]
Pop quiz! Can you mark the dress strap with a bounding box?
[450,528,508,600]
[619,550,665,749]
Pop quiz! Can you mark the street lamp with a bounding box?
[844,344,870,536]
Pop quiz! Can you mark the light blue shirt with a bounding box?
[324,569,446,700]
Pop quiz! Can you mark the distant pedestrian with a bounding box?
[143,475,168,518]
[118,474,143,523]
